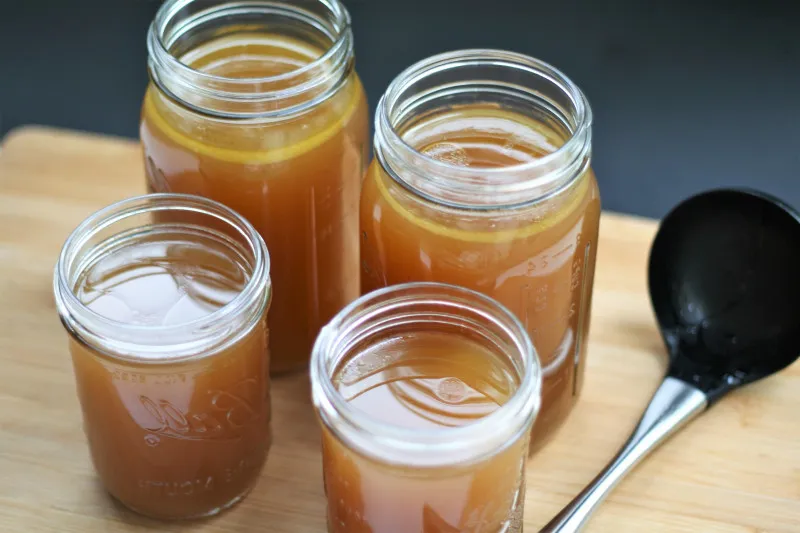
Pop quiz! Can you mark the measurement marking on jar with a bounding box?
[572,242,591,396]
[552,243,575,259]
[110,370,146,383]
[138,477,215,497]
[137,454,262,496]
[570,261,582,291]
[521,270,580,341]
[110,371,188,385]
[534,283,548,312]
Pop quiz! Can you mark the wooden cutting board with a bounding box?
[0,126,797,533]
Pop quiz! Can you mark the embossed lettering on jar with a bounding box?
[54,194,272,519]
[361,50,601,453]
[141,0,370,374]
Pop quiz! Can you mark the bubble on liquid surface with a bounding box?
[336,346,401,386]
[422,142,471,167]
[435,377,467,404]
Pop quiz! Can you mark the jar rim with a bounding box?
[374,49,593,209]
[310,282,542,467]
[53,193,271,362]
[147,0,354,118]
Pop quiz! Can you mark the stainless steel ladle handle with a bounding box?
[538,376,708,533]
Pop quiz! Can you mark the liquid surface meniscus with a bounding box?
[322,330,527,533]
[334,332,515,430]
[77,237,246,327]
[408,106,561,168]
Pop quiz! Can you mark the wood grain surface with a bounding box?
[0,126,798,532]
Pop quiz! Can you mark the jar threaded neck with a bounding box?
[147,0,355,119]
[311,282,542,467]
[374,49,593,209]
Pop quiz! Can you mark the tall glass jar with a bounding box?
[311,282,542,533]
[53,194,272,519]
[360,50,601,453]
[141,0,370,374]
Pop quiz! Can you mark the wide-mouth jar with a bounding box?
[141,0,370,374]
[360,49,601,453]
[53,193,272,519]
[311,282,542,532]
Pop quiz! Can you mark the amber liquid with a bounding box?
[69,232,270,519]
[361,105,601,452]
[322,331,528,533]
[141,33,370,374]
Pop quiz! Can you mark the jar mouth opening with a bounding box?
[53,193,271,362]
[310,282,542,467]
[374,49,593,209]
[147,0,354,117]
[151,0,351,84]
[379,49,591,175]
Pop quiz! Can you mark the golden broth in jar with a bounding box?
[141,0,369,374]
[54,194,271,519]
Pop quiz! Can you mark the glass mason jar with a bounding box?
[311,282,542,533]
[141,0,370,374]
[53,194,272,519]
[360,50,601,454]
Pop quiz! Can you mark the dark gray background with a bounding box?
[1,0,798,218]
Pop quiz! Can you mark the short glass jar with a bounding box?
[53,194,272,519]
[360,50,601,453]
[141,0,370,374]
[311,282,541,533]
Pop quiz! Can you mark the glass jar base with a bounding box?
[323,484,528,532]
[109,482,256,521]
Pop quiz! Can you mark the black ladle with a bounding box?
[541,188,800,532]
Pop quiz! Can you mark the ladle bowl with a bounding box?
[540,188,800,532]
